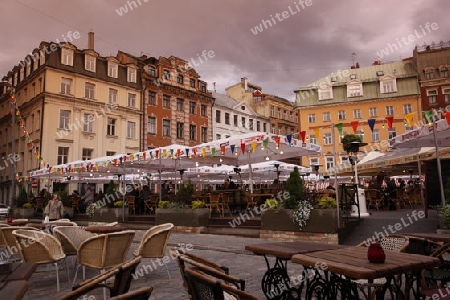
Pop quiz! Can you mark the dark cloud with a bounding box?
[1,0,448,101]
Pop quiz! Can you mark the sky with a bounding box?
[0,0,448,102]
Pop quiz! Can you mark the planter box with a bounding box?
[261,209,338,233]
[155,208,209,227]
[63,207,74,218]
[13,208,35,218]
[92,207,129,222]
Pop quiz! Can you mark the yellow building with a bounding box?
[294,59,421,173]
[0,33,141,203]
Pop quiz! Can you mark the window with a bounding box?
[263,123,267,132]
[323,112,331,122]
[85,55,96,72]
[338,110,346,120]
[176,122,184,139]
[19,67,24,82]
[189,124,196,140]
[107,118,116,136]
[189,102,196,114]
[326,157,335,170]
[85,83,95,99]
[108,61,118,78]
[347,82,363,97]
[109,88,118,104]
[127,121,136,139]
[254,95,263,102]
[270,106,274,117]
[353,109,361,119]
[310,157,319,166]
[440,67,449,78]
[128,93,136,107]
[380,78,397,93]
[57,147,69,165]
[82,148,93,160]
[148,117,156,134]
[371,129,380,142]
[249,119,253,130]
[356,130,364,141]
[189,78,196,88]
[216,110,221,123]
[388,128,396,139]
[60,77,72,94]
[385,106,394,116]
[224,113,230,125]
[127,67,136,83]
[106,151,115,156]
[283,110,287,120]
[148,66,156,77]
[444,88,450,104]
[318,85,333,100]
[163,119,170,137]
[59,110,71,129]
[309,135,316,144]
[427,90,437,104]
[163,70,170,80]
[341,156,349,164]
[83,114,94,132]
[308,114,316,123]
[162,94,170,108]
[256,121,261,131]
[201,127,207,143]
[216,134,221,140]
[177,74,184,84]
[242,117,246,128]
[148,91,157,105]
[199,82,206,92]
[176,98,184,111]
[403,104,412,114]
[61,48,73,66]
[425,69,434,79]
[198,104,206,117]
[323,133,332,145]
[271,124,276,134]
[233,115,238,126]
[369,107,377,118]
[277,108,282,119]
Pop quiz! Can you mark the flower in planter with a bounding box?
[315,196,337,209]
[292,200,314,230]
[158,201,170,209]
[22,203,33,209]
[86,203,97,218]
[113,201,125,208]
[191,200,205,209]
[264,198,282,210]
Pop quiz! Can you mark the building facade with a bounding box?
[211,92,270,140]
[0,33,142,203]
[117,53,214,148]
[294,60,421,172]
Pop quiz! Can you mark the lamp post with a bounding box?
[273,163,280,182]
[1,81,16,207]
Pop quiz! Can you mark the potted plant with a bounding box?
[17,202,35,218]
[438,204,450,234]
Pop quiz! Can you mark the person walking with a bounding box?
[44,194,65,221]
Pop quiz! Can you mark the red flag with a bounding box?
[351,121,359,133]
[445,112,450,126]
[300,131,306,142]
[220,145,225,154]
[386,116,394,129]
[241,143,246,154]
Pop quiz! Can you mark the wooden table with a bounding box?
[0,262,37,299]
[84,224,128,234]
[291,247,440,299]
[245,241,345,300]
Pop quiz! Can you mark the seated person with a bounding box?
[228,177,237,189]
[80,186,94,213]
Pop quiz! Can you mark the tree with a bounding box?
[283,166,304,209]
[342,134,363,153]
[105,180,117,208]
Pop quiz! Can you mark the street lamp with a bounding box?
[345,141,368,185]
[273,163,280,182]
[1,81,16,207]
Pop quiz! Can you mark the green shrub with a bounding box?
[22,203,33,209]
[191,200,205,209]
[264,198,281,209]
[283,167,304,209]
[315,196,337,209]
[113,200,124,208]
[439,204,450,229]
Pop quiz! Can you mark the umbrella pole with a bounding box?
[332,123,341,229]
[417,157,427,218]
[432,123,446,207]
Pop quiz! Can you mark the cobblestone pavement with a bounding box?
[21,208,439,299]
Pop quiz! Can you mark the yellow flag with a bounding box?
[313,128,320,140]
[251,141,257,152]
[405,113,414,127]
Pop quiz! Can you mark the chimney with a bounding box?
[372,60,380,66]
[241,77,248,90]
[88,32,95,50]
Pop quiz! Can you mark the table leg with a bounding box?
[260,256,296,300]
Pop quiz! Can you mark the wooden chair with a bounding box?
[206,193,223,217]
[144,195,159,214]
[59,256,142,300]
[125,196,135,215]
[134,223,174,278]
[365,189,382,211]
[220,192,233,217]
[13,229,68,291]
[403,188,415,208]
[244,192,257,210]
[183,267,258,300]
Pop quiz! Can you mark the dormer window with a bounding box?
[380,75,397,94]
[61,48,73,66]
[85,55,96,72]
[189,78,196,88]
[148,65,156,77]
[177,74,184,84]
[163,70,170,80]
[376,71,384,76]
[331,77,337,82]
[424,67,435,79]
[318,84,333,100]
[127,67,137,83]
[347,80,363,97]
[350,74,357,79]
[199,82,206,92]
[108,61,118,78]
[439,65,449,78]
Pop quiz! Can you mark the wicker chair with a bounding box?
[0,223,11,249]
[244,192,257,211]
[108,287,153,300]
[125,196,136,215]
[365,189,382,211]
[220,192,233,217]
[184,267,259,300]
[134,223,174,278]
[13,229,68,291]
[59,256,142,300]
[206,193,223,217]
[0,226,38,261]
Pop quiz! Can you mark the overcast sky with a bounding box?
[1,0,448,101]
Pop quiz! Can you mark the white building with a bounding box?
[212,92,270,140]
